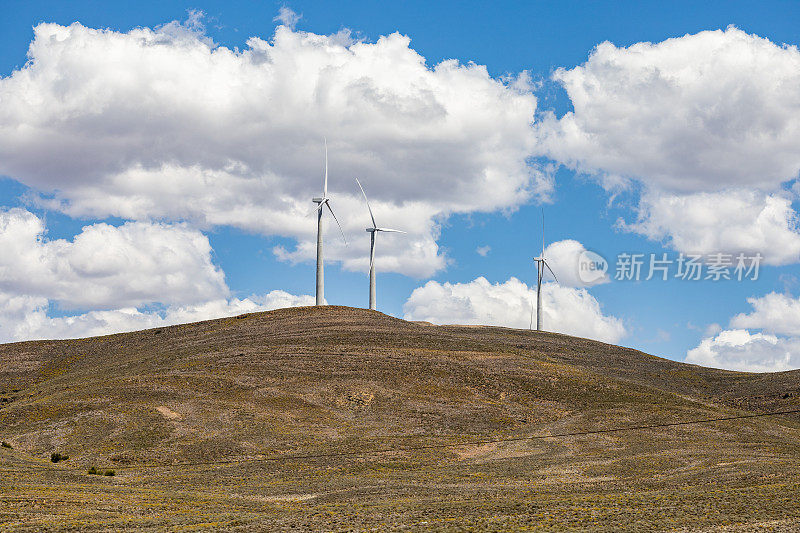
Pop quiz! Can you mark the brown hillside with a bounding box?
[2,306,800,531]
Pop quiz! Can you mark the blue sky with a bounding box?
[1,0,799,370]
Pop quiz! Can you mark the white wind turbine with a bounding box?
[311,140,347,306]
[531,210,558,331]
[356,178,405,311]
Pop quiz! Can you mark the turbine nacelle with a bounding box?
[366,227,405,233]
[534,257,558,283]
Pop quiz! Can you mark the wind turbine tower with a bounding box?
[533,211,558,331]
[311,140,346,306]
[356,178,405,311]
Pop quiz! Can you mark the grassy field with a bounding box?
[1,306,800,531]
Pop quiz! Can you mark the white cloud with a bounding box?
[0,208,227,310]
[476,245,491,257]
[273,7,301,29]
[537,27,800,264]
[538,27,800,192]
[0,292,49,343]
[624,190,800,265]
[0,290,315,342]
[165,291,316,325]
[0,20,545,278]
[542,239,610,287]
[688,292,800,372]
[730,292,800,336]
[402,276,626,343]
[686,329,800,372]
[0,207,316,342]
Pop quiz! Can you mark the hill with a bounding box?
[1,306,800,531]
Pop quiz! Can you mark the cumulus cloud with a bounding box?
[476,245,491,257]
[686,329,800,372]
[0,290,315,342]
[688,292,800,372]
[537,27,800,264]
[730,292,800,336]
[542,239,610,287]
[0,208,227,309]
[624,190,800,265]
[538,27,800,192]
[0,19,544,277]
[402,276,626,343]
[273,6,301,29]
[0,208,316,342]
[0,292,49,343]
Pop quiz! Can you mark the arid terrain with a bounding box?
[1,306,800,531]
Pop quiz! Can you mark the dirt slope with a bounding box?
[1,306,800,531]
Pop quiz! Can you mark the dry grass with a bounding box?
[1,305,800,531]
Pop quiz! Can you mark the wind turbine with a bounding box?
[355,178,405,311]
[532,210,558,331]
[311,139,347,306]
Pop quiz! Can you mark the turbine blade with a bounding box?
[325,201,347,245]
[355,178,377,229]
[306,203,324,217]
[376,228,405,233]
[541,208,545,257]
[324,138,328,197]
[543,260,558,284]
[369,238,375,272]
